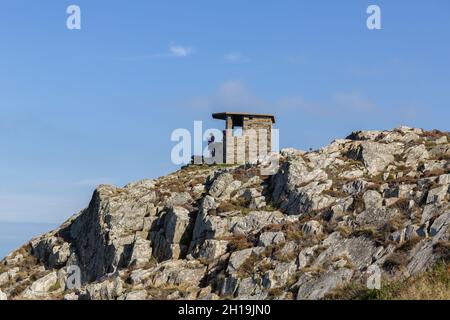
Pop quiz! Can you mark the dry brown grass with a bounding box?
[322,189,347,198]
[237,254,259,277]
[397,237,422,252]
[392,263,450,300]
[351,226,379,239]
[327,262,449,300]
[430,153,450,161]
[219,235,254,252]
[389,176,418,185]
[421,129,449,139]
[388,198,411,214]
[383,251,410,271]
[350,194,365,214]
[423,168,447,178]
[433,240,450,262]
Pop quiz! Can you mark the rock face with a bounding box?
[1,127,449,300]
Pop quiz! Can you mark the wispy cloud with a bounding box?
[186,80,269,112]
[169,42,193,57]
[121,42,194,60]
[184,80,377,116]
[224,52,249,63]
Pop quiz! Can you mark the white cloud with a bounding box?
[186,80,269,112]
[169,42,193,57]
[185,81,378,116]
[224,52,249,63]
[121,42,194,60]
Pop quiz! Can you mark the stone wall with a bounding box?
[224,117,273,164]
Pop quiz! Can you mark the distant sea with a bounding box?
[0,222,58,260]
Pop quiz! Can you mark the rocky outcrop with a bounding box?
[1,126,449,300]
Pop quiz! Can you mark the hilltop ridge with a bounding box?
[0,126,449,300]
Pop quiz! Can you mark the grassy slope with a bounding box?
[327,262,450,300]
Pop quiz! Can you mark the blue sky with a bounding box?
[0,0,449,224]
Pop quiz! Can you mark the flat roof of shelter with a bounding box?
[212,112,275,123]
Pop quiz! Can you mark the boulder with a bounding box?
[426,185,449,204]
[430,212,450,239]
[235,277,267,300]
[405,144,429,166]
[164,192,193,207]
[363,190,383,209]
[0,268,18,287]
[0,289,7,300]
[118,290,148,300]
[438,174,450,185]
[85,277,123,300]
[195,239,229,263]
[23,272,59,299]
[48,242,71,268]
[129,234,152,268]
[301,221,323,236]
[295,267,354,300]
[152,206,194,261]
[313,237,377,270]
[227,248,264,274]
[271,158,328,208]
[69,184,158,282]
[345,141,402,175]
[149,260,206,288]
[258,232,286,247]
[342,180,368,195]
[208,173,241,200]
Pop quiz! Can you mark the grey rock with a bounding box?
[438,174,450,185]
[48,242,71,268]
[85,277,123,300]
[426,185,449,204]
[301,220,323,236]
[129,234,152,268]
[164,192,193,207]
[195,239,229,263]
[149,260,206,288]
[356,208,399,229]
[430,212,450,239]
[435,136,448,144]
[219,276,240,297]
[227,248,264,274]
[345,141,402,175]
[69,184,157,282]
[23,272,59,299]
[64,292,79,300]
[314,237,377,270]
[118,290,148,300]
[363,190,383,209]
[0,289,7,300]
[163,207,193,244]
[236,277,266,300]
[258,232,285,247]
[298,246,319,269]
[129,269,153,285]
[405,144,429,166]
[342,180,368,195]
[295,267,354,300]
[208,173,240,200]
